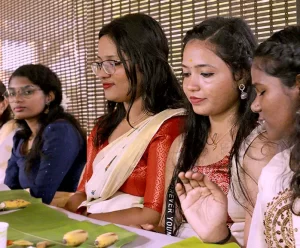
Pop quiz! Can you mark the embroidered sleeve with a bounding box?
[143,117,183,213]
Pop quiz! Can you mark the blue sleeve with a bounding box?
[4,135,22,189]
[30,122,82,204]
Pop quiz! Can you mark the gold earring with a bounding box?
[44,102,50,114]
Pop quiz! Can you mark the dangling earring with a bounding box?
[44,102,50,114]
[239,84,248,99]
[296,109,300,115]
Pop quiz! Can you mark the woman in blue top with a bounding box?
[4,64,86,204]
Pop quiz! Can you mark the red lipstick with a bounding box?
[102,83,114,89]
[189,96,206,105]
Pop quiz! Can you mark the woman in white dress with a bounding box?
[247,25,300,247]
[0,81,12,135]
[0,80,16,183]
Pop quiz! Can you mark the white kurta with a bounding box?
[248,148,300,247]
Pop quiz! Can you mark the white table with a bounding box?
[0,185,182,247]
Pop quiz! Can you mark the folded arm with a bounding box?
[4,143,21,189]
[88,207,160,226]
[89,120,182,226]
[31,123,82,204]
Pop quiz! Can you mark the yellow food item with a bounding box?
[36,241,51,248]
[94,232,118,248]
[62,229,88,246]
[0,199,31,210]
[12,239,33,246]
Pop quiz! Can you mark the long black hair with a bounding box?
[169,17,258,234]
[252,25,300,215]
[94,13,184,146]
[9,64,86,172]
[0,80,12,128]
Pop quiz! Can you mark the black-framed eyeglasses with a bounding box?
[91,60,123,75]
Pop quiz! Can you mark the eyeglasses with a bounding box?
[3,86,42,102]
[91,60,123,75]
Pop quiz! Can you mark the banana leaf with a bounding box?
[0,190,137,247]
[0,189,41,204]
[163,237,240,248]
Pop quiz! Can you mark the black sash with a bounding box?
[165,180,176,236]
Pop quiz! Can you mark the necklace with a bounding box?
[125,112,148,125]
[207,125,235,150]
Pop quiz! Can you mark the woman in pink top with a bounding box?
[146,17,275,247]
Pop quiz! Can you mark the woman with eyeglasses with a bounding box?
[65,13,185,226]
[0,80,16,183]
[4,64,87,206]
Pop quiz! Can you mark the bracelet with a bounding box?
[214,226,231,244]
